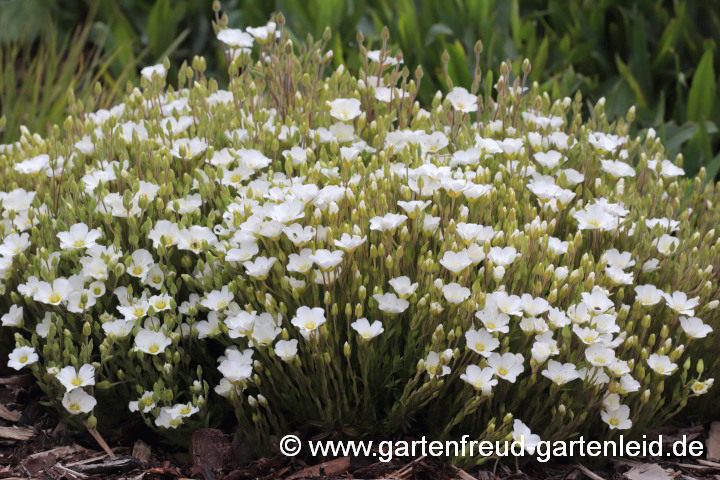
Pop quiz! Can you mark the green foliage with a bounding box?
[0,17,136,146]
[1,13,720,465]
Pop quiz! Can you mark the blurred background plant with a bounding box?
[1,0,718,177]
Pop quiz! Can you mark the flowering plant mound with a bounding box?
[1,7,720,466]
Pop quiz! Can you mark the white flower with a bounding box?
[600,159,635,178]
[134,329,172,355]
[129,391,155,413]
[653,234,679,255]
[446,87,477,113]
[217,28,254,48]
[439,250,472,273]
[490,291,523,317]
[541,360,580,386]
[475,308,510,333]
[580,288,614,313]
[141,64,166,80]
[34,279,74,306]
[310,249,344,271]
[333,233,367,252]
[512,420,541,454]
[601,405,632,430]
[442,283,471,304]
[584,344,615,367]
[168,402,199,419]
[465,329,499,358]
[488,352,524,382]
[243,257,277,279]
[0,233,30,257]
[170,137,208,159]
[178,226,218,253]
[196,312,223,339]
[1,304,23,327]
[373,293,409,314]
[664,291,700,316]
[617,374,641,394]
[291,306,326,333]
[547,237,568,255]
[573,204,617,230]
[251,314,282,345]
[425,351,451,379]
[460,365,497,394]
[7,346,38,370]
[691,379,714,396]
[533,150,565,169]
[679,316,712,339]
[634,285,663,306]
[367,50,401,66]
[274,339,298,362]
[62,389,97,415]
[388,276,418,298]
[201,286,233,311]
[154,407,183,429]
[102,319,135,338]
[246,21,277,40]
[55,364,95,391]
[351,318,384,340]
[642,258,660,272]
[488,246,517,266]
[602,249,635,269]
[370,213,407,232]
[647,354,677,376]
[578,367,610,386]
[327,98,362,121]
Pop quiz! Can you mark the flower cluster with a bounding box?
[0,7,719,465]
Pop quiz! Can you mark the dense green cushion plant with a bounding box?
[1,8,719,467]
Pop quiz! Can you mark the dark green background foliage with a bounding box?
[1,0,719,178]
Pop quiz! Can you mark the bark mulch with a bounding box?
[2,374,720,480]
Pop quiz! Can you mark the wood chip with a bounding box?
[708,422,720,461]
[286,457,352,480]
[624,463,675,480]
[0,426,34,441]
[451,465,478,480]
[0,404,21,422]
[576,463,607,480]
[0,375,34,386]
[132,439,152,464]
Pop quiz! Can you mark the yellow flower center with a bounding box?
[305,321,316,330]
[19,355,28,363]
[149,345,159,353]
[134,307,146,317]
[475,343,485,352]
[155,300,167,309]
[487,322,496,329]
[69,402,81,411]
[152,275,162,284]
[498,367,508,376]
[132,266,144,275]
[610,418,619,426]
[73,240,86,247]
[71,378,83,386]
[49,293,62,304]
[693,383,705,392]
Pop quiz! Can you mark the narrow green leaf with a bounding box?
[687,49,716,122]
